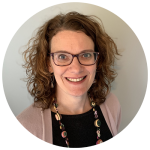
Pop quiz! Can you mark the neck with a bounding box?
[51,88,92,115]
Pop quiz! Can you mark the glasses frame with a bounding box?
[50,51,99,66]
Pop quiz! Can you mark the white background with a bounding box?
[2,1,148,135]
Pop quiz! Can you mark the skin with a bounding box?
[49,30,97,115]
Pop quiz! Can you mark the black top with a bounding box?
[51,105,112,148]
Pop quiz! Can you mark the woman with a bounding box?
[17,11,121,148]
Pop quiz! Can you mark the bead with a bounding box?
[94,111,97,115]
[65,140,67,144]
[55,113,62,121]
[54,106,57,110]
[96,139,103,144]
[95,114,98,118]
[97,130,100,134]
[60,123,65,130]
[66,140,69,145]
[94,119,101,127]
[54,103,58,108]
[91,101,96,107]
[91,97,94,102]
[93,108,95,111]
[52,98,56,104]
[61,123,64,127]
[62,127,65,131]
[59,121,61,125]
[61,131,67,138]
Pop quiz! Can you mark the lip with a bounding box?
[65,75,86,79]
[65,75,87,85]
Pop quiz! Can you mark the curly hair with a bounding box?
[22,11,121,109]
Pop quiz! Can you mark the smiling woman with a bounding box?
[49,30,97,98]
[17,11,121,148]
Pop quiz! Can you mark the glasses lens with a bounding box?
[52,52,99,66]
[54,52,72,66]
[78,52,98,65]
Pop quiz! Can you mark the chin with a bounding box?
[67,89,87,97]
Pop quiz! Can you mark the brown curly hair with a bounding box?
[22,11,121,109]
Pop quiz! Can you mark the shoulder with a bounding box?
[105,92,121,112]
[16,103,43,137]
[101,92,121,137]
[102,92,121,124]
[17,103,42,123]
[103,92,121,132]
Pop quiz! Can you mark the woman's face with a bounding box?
[50,30,96,97]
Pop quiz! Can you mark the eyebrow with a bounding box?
[52,49,94,54]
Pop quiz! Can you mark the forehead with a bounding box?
[51,30,94,53]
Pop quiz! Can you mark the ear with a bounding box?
[47,59,54,73]
[48,65,53,73]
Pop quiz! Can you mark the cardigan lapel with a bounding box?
[100,103,114,136]
[41,108,53,144]
[100,102,118,136]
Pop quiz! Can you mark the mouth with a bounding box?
[66,75,87,79]
[65,76,87,82]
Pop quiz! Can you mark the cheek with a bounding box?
[92,68,96,80]
[90,72,96,83]
[86,67,96,85]
[89,66,96,77]
[53,67,67,81]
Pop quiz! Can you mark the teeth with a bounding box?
[66,77,85,82]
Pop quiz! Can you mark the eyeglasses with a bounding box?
[50,51,99,66]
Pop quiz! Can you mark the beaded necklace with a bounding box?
[52,97,103,147]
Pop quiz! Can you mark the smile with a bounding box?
[66,76,86,82]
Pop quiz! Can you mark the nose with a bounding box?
[69,57,83,73]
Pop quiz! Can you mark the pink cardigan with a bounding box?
[17,92,121,144]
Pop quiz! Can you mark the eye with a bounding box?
[58,54,67,60]
[82,53,92,58]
